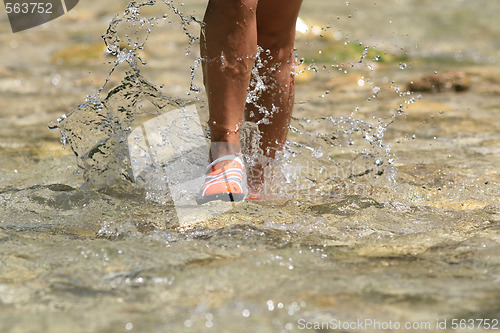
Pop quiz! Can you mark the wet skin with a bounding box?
[201,0,303,188]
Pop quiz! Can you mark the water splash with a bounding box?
[263,115,398,200]
[49,69,183,189]
[49,0,199,189]
[49,0,406,200]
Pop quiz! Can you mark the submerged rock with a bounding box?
[407,71,471,92]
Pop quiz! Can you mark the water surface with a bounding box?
[0,1,499,332]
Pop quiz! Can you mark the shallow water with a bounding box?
[1,0,500,332]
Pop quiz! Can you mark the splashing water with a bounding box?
[49,0,405,201]
[49,0,199,190]
[50,70,185,189]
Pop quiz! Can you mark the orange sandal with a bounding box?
[196,155,247,205]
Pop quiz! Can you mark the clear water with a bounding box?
[1,0,499,332]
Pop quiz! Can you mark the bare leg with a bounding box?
[245,0,303,187]
[201,0,259,161]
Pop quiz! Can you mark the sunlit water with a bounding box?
[1,1,499,332]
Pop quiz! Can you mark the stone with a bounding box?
[407,71,471,93]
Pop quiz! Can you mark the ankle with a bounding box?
[209,141,241,161]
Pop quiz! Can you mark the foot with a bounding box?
[196,154,247,205]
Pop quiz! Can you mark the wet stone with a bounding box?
[407,71,471,93]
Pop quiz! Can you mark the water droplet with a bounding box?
[312,150,323,158]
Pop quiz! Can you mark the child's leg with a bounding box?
[245,0,303,158]
[201,0,259,161]
[245,0,303,187]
